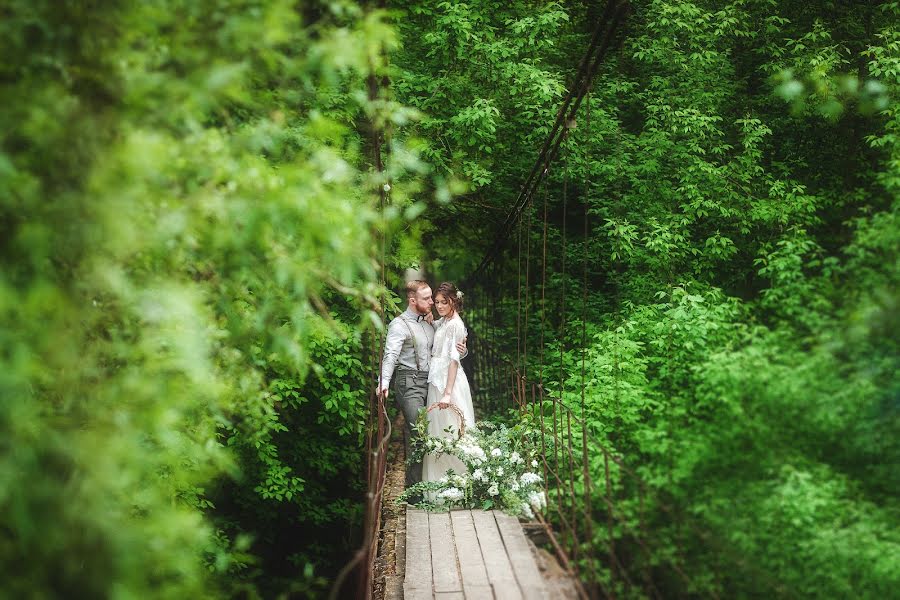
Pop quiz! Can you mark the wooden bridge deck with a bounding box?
[403,508,548,600]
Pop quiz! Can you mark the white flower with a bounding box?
[459,441,487,462]
[521,472,542,485]
[496,467,504,476]
[510,480,520,492]
[440,487,464,502]
[456,290,464,299]
[383,183,392,192]
[531,459,538,468]
[510,451,522,464]
[528,490,546,510]
[473,469,486,482]
[491,448,502,458]
[521,502,534,519]
[488,483,499,496]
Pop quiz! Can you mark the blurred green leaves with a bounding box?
[0,0,431,597]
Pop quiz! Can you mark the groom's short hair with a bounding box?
[406,280,429,298]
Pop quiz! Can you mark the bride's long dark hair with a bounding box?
[435,281,463,314]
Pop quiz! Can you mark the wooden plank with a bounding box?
[492,583,524,600]
[471,510,521,599]
[383,575,404,600]
[429,511,462,593]
[460,584,494,599]
[404,508,433,597]
[434,593,464,599]
[494,512,547,600]
[450,510,491,596]
[403,586,432,600]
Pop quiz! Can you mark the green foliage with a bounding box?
[391,0,571,247]
[211,310,372,594]
[0,0,427,597]
[4,0,899,597]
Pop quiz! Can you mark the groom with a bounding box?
[378,280,466,490]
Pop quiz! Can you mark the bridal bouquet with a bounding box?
[398,412,547,518]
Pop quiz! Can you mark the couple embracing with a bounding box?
[378,280,475,497]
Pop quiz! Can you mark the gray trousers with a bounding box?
[394,368,429,488]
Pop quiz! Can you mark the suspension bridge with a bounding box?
[330,1,784,598]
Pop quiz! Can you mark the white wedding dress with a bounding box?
[422,315,476,487]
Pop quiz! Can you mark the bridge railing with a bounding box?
[466,283,696,599]
[328,331,391,600]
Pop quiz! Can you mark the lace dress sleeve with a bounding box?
[448,319,465,363]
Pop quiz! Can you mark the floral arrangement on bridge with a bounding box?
[397,412,547,518]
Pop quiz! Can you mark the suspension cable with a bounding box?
[467,0,629,283]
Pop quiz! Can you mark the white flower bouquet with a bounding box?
[398,412,546,518]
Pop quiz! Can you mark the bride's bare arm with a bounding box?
[441,361,458,407]
[441,323,462,406]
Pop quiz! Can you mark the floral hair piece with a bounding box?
[456,290,464,299]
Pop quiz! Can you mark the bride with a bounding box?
[422,281,475,486]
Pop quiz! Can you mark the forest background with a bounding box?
[1,0,897,598]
